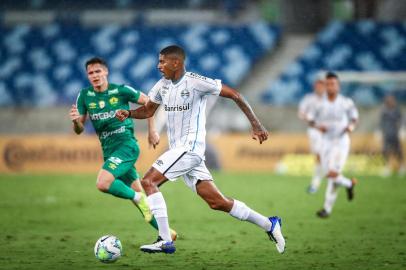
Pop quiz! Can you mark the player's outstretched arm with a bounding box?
[220,84,268,144]
[297,97,308,121]
[135,93,160,148]
[343,100,359,134]
[69,104,86,135]
[147,117,160,149]
[343,118,358,134]
[116,101,160,121]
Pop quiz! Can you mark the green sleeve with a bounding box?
[76,90,87,115]
[121,85,141,103]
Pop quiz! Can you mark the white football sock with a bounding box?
[310,163,323,189]
[147,192,171,242]
[336,175,352,188]
[229,200,272,231]
[323,178,338,214]
[133,192,141,203]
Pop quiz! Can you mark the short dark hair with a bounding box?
[85,57,108,69]
[160,45,186,60]
[325,71,339,80]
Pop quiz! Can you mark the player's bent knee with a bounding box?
[141,177,156,193]
[328,171,339,178]
[96,179,110,192]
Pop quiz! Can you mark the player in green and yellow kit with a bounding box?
[69,57,176,240]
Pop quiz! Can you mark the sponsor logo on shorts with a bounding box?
[108,163,117,170]
[108,157,123,166]
[155,159,164,166]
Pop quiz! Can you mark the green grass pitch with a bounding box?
[0,172,405,270]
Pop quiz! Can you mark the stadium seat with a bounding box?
[0,21,280,106]
[262,21,406,105]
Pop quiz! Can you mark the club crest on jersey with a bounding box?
[109,97,119,106]
[180,89,190,99]
[89,102,97,109]
[99,101,105,109]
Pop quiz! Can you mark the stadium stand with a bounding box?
[0,20,280,107]
[0,0,238,10]
[262,21,406,106]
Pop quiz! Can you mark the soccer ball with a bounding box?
[94,235,122,263]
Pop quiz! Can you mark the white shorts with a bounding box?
[152,147,213,192]
[307,128,323,154]
[320,136,350,174]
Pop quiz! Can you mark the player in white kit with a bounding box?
[307,72,358,218]
[116,45,285,254]
[298,79,325,194]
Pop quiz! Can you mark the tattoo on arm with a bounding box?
[232,94,262,130]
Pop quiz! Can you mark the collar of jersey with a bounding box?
[327,94,340,103]
[170,71,186,86]
[92,84,114,95]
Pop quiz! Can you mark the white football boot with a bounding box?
[267,216,285,254]
[140,236,176,254]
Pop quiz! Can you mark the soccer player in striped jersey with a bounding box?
[298,79,325,194]
[116,45,285,254]
[307,72,358,218]
[69,57,176,239]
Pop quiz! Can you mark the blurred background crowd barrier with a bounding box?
[0,133,398,175]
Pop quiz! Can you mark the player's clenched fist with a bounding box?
[69,104,80,122]
[116,109,130,121]
[252,124,269,144]
[316,125,328,133]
